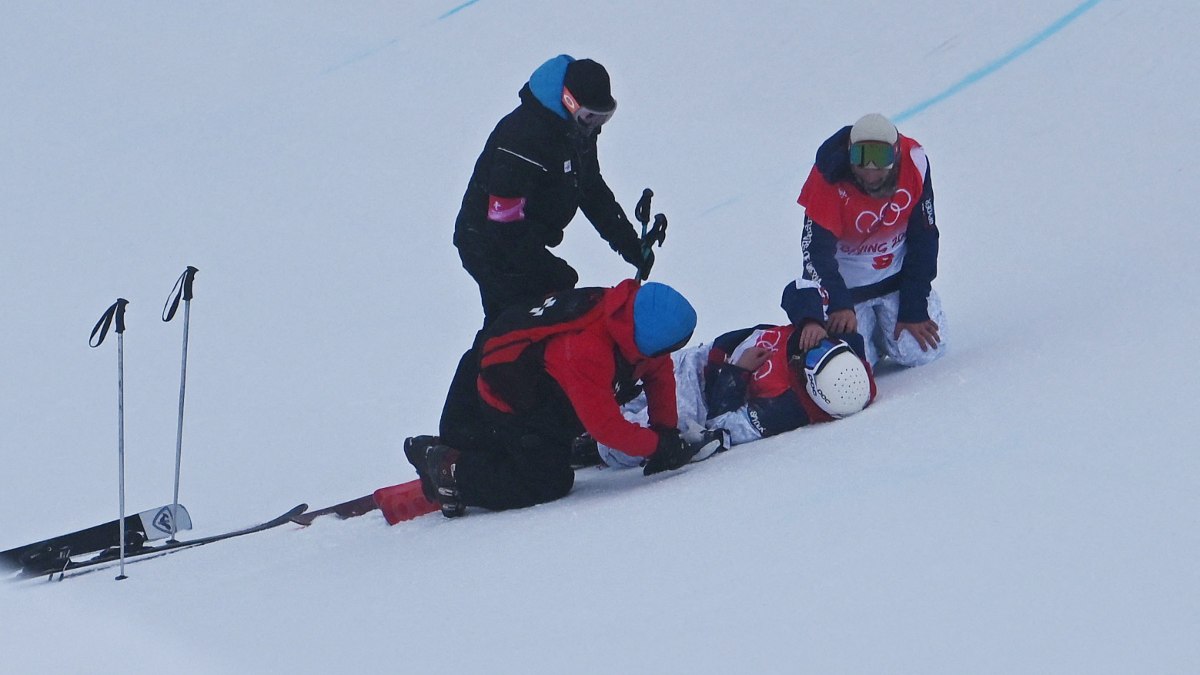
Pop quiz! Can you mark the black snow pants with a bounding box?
[439,234,579,463]
[440,366,582,512]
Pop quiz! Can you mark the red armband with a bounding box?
[487,195,526,223]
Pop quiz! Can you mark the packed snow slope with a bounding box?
[3,1,1198,673]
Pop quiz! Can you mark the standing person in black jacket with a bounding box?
[441,54,654,451]
[454,53,650,322]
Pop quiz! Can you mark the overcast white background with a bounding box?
[2,2,1197,673]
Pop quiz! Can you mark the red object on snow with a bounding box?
[373,480,439,525]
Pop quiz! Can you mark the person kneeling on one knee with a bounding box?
[407,280,711,518]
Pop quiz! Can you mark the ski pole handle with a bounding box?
[180,265,197,302]
[115,302,126,334]
[634,188,653,238]
[163,266,199,322]
[90,299,129,348]
[646,213,668,248]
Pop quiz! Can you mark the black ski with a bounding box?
[290,494,377,526]
[11,503,307,581]
[1,504,192,577]
[300,481,438,526]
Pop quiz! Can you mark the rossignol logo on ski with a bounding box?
[152,507,175,534]
[10,504,306,580]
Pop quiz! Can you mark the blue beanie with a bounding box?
[632,282,697,356]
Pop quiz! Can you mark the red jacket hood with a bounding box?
[602,279,647,364]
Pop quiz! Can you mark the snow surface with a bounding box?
[3,1,1198,672]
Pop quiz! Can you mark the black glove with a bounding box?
[569,434,602,469]
[688,428,731,463]
[643,429,698,476]
[618,241,651,279]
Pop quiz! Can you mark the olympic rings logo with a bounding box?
[751,329,785,381]
[855,189,913,235]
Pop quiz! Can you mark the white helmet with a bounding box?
[801,339,871,418]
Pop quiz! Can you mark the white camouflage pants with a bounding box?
[854,289,948,368]
[597,344,763,468]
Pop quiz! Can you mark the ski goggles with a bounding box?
[802,338,854,375]
[562,87,617,132]
[849,141,897,169]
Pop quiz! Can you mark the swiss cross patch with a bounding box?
[487,195,527,223]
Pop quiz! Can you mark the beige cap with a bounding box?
[850,113,898,144]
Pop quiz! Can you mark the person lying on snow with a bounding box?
[580,323,877,469]
[405,280,723,518]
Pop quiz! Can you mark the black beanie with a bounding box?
[563,59,615,111]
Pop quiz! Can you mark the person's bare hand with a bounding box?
[827,309,857,334]
[798,322,828,351]
[732,346,773,371]
[895,320,941,351]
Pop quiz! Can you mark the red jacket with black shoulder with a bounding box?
[477,279,677,458]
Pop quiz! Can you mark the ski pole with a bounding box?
[162,266,198,542]
[633,188,668,280]
[90,298,130,581]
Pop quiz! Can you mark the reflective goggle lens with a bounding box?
[575,107,614,129]
[563,87,616,131]
[803,338,853,373]
[849,141,896,168]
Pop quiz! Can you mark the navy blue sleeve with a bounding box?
[897,164,938,323]
[745,390,811,437]
[705,363,750,419]
[706,325,785,418]
[782,216,849,325]
[781,278,824,327]
[711,326,760,355]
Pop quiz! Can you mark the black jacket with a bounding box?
[453,84,642,268]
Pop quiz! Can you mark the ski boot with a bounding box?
[426,445,465,518]
[403,435,441,502]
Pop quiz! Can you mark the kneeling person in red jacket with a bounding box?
[406,280,702,517]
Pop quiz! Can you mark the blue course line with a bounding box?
[893,0,1103,122]
[439,0,482,20]
[323,1,481,73]
[697,195,742,217]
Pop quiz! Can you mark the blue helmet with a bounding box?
[632,282,697,356]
